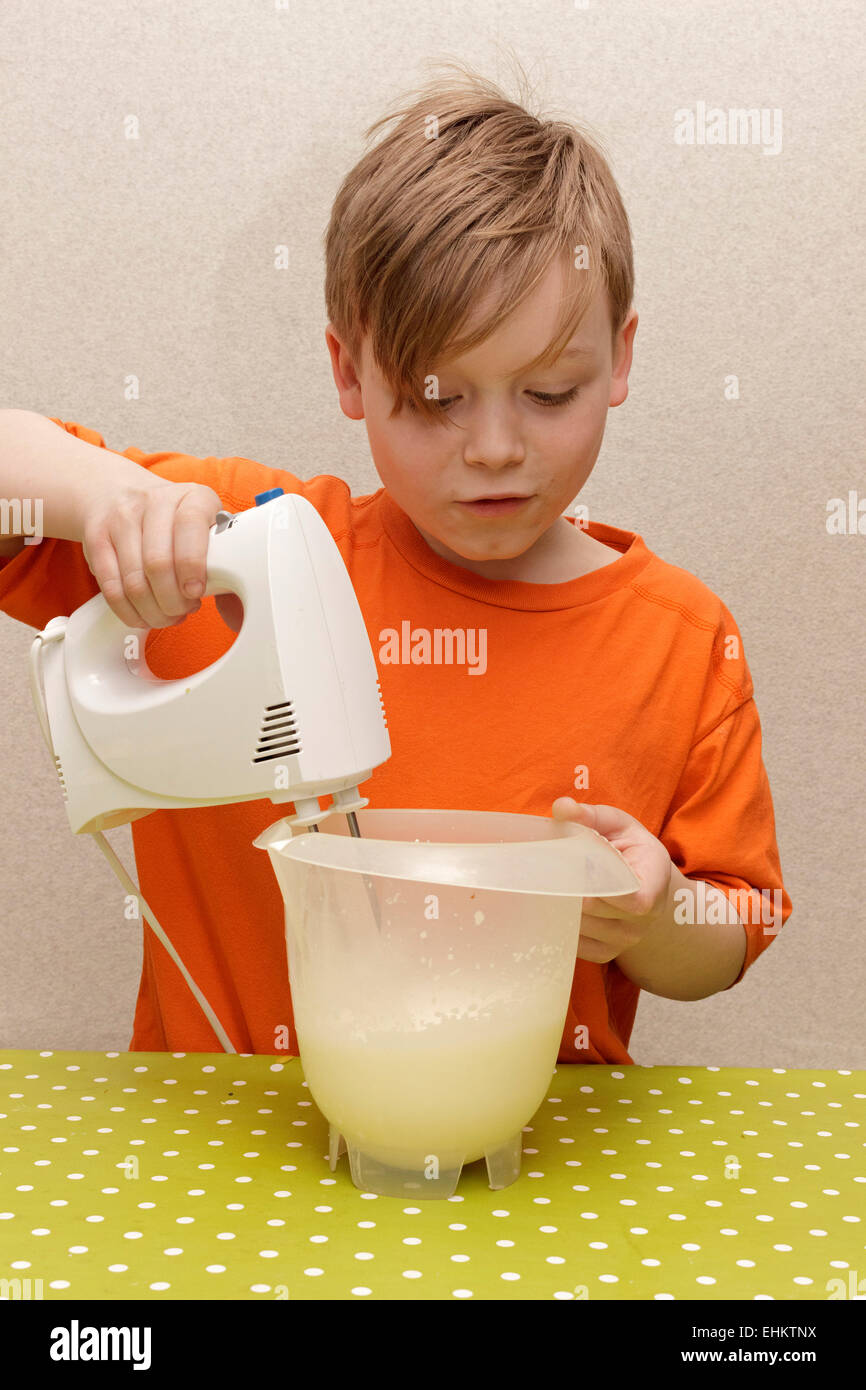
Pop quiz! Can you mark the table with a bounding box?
[1,1051,862,1301]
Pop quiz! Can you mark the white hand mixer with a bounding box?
[28,488,392,1051]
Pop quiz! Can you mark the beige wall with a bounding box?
[0,3,863,1065]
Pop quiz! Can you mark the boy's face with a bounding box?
[325,257,638,579]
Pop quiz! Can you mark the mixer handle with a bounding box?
[200,509,245,604]
[59,496,290,721]
[199,502,279,610]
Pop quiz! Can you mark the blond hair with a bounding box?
[323,58,634,423]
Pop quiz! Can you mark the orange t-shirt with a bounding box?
[0,420,793,1062]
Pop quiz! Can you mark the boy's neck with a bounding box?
[516,517,619,583]
[412,513,619,584]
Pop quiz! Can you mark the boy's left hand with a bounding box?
[551,796,673,964]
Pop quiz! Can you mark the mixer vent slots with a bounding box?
[377,679,388,726]
[54,753,68,801]
[254,700,301,763]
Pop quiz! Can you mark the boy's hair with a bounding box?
[323,58,635,423]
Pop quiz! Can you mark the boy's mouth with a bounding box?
[459,495,532,515]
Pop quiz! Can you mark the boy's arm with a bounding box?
[0,409,166,546]
[0,412,249,632]
[618,681,792,1001]
[616,862,748,1001]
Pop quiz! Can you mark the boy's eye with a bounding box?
[433,386,580,410]
[527,387,581,408]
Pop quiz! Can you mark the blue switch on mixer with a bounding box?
[254,488,285,506]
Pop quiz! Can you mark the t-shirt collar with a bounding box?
[376,488,653,610]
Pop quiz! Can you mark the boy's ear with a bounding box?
[325,325,365,421]
[609,308,638,409]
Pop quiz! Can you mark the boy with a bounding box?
[0,67,791,1063]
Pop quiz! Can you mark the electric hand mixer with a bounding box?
[28,488,392,1052]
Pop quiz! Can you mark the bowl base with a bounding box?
[328,1123,523,1199]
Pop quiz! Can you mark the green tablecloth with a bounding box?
[0,1051,862,1301]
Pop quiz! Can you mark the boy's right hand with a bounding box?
[81,478,226,630]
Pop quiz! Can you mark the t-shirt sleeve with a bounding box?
[0,419,294,633]
[658,602,793,988]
